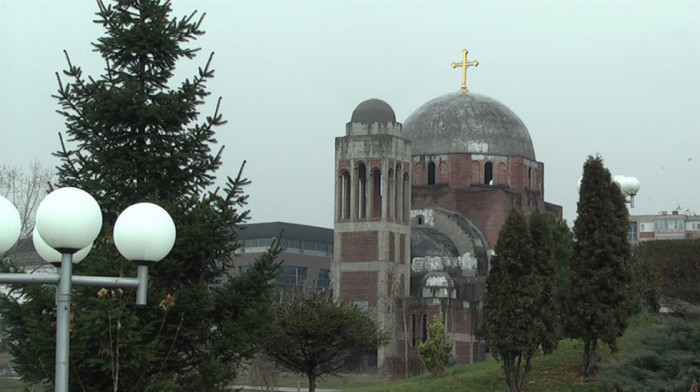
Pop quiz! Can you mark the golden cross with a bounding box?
[451,49,479,93]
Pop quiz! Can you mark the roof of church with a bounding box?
[350,98,396,124]
[402,92,536,160]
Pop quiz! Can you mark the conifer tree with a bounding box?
[418,313,453,377]
[528,210,560,355]
[568,155,632,377]
[0,1,281,390]
[481,209,540,392]
[545,212,573,335]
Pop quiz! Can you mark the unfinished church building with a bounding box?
[331,56,562,369]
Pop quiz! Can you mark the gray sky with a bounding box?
[2,0,698,229]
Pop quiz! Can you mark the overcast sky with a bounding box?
[1,0,698,229]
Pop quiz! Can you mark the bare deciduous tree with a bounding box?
[0,161,53,239]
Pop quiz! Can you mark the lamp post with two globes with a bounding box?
[0,187,176,392]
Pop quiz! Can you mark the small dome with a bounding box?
[351,99,396,124]
[402,92,535,160]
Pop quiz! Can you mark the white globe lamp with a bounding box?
[113,202,175,263]
[0,196,21,254]
[36,187,102,253]
[33,226,91,264]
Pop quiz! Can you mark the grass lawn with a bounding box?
[346,313,660,392]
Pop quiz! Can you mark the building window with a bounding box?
[428,161,436,185]
[277,265,308,289]
[484,162,493,185]
[688,222,700,231]
[411,313,417,347]
[340,171,350,219]
[421,313,428,343]
[403,173,410,222]
[655,219,683,231]
[470,161,480,184]
[357,163,367,219]
[354,301,370,311]
[243,238,274,253]
[372,168,382,218]
[628,221,638,245]
[395,164,402,222]
[528,167,533,189]
[387,168,394,220]
[317,269,330,291]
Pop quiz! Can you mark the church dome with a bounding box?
[402,92,535,160]
[351,98,396,124]
[410,226,459,258]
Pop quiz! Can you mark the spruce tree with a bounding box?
[568,155,632,377]
[481,209,540,392]
[0,1,281,390]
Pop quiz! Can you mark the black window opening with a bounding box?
[428,161,436,185]
[484,161,493,185]
[357,163,367,218]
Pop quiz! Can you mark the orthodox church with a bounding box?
[331,50,562,369]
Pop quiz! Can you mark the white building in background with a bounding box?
[628,211,700,245]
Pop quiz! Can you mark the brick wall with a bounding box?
[340,231,378,261]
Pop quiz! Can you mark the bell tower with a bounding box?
[332,98,412,366]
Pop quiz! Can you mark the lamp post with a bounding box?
[0,187,176,392]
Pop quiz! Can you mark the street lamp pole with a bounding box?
[0,188,176,392]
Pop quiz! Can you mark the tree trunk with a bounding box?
[307,373,316,392]
[503,353,518,392]
[519,354,532,391]
[582,338,598,376]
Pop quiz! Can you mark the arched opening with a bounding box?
[395,164,402,222]
[340,170,350,219]
[371,168,382,218]
[484,161,493,185]
[357,162,366,219]
[403,172,410,222]
[387,168,394,220]
[428,161,436,185]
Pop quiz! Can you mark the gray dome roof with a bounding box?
[411,226,459,258]
[402,92,535,160]
[351,99,396,124]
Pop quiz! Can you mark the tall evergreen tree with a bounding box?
[568,155,632,377]
[528,210,560,355]
[545,212,574,336]
[0,1,281,390]
[481,209,540,392]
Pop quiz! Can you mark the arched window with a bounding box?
[428,161,436,185]
[371,168,382,218]
[395,164,402,222]
[497,162,507,185]
[403,172,410,222]
[387,168,394,220]
[357,163,366,219]
[470,161,480,184]
[340,170,350,219]
[484,161,493,185]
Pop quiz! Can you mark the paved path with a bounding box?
[231,386,341,392]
